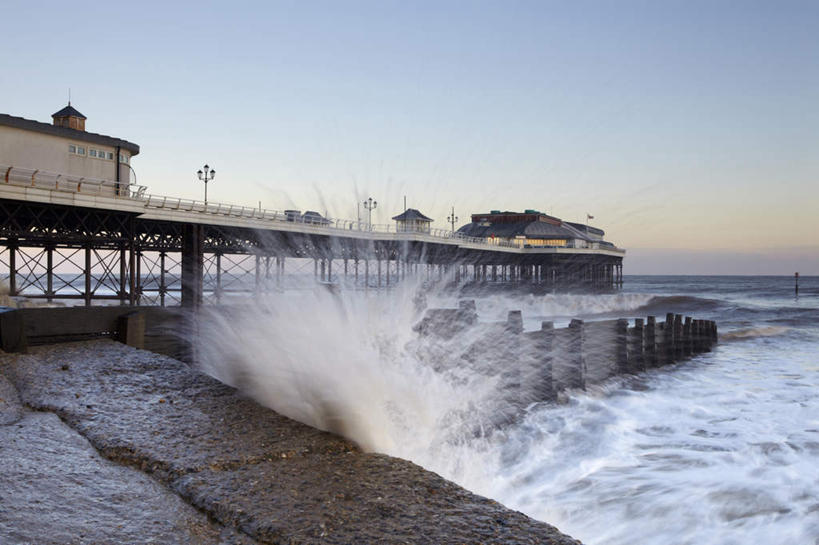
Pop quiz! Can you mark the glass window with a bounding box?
[89,149,97,157]
[69,144,76,153]
[77,146,85,155]
[107,152,114,160]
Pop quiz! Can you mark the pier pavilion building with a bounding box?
[0,103,139,195]
[457,210,616,250]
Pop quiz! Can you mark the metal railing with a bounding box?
[0,164,624,252]
[2,164,147,199]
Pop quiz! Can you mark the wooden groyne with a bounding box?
[416,301,718,403]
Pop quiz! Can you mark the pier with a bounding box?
[0,164,625,307]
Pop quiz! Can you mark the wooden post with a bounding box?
[645,316,657,367]
[507,310,523,334]
[615,318,630,373]
[629,318,645,373]
[568,319,586,389]
[664,313,675,364]
[683,316,693,356]
[674,314,684,361]
[795,272,799,296]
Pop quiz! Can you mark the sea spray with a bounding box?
[195,282,504,458]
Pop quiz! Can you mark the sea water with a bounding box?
[196,275,819,545]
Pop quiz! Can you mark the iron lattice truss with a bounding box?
[0,199,624,305]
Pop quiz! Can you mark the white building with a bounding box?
[0,103,140,196]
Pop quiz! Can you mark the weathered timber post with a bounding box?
[683,316,693,356]
[615,318,630,374]
[386,258,390,286]
[568,319,586,389]
[629,318,646,373]
[674,314,684,361]
[377,259,382,288]
[181,223,204,309]
[645,316,657,367]
[664,313,675,364]
[328,258,333,283]
[507,310,523,334]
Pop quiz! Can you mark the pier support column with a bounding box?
[159,251,167,307]
[181,223,204,309]
[215,253,222,302]
[84,244,92,307]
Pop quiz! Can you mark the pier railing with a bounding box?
[2,164,527,249]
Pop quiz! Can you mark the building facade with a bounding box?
[458,210,617,249]
[0,104,140,195]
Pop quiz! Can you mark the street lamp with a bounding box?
[197,164,215,203]
[447,206,459,234]
[363,197,377,230]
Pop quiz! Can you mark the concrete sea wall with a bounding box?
[0,339,580,545]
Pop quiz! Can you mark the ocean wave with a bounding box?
[720,326,789,341]
[471,293,658,320]
[634,295,725,314]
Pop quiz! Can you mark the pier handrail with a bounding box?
[1,164,148,199]
[0,163,623,252]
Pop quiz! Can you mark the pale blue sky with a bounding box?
[2,0,817,273]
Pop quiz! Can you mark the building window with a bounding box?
[107,152,114,160]
[119,154,129,164]
[77,146,85,155]
[69,144,76,153]
[89,149,97,158]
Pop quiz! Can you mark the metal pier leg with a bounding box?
[256,254,262,293]
[215,253,222,303]
[46,245,54,303]
[135,249,142,305]
[84,245,92,306]
[160,251,166,307]
[181,224,204,309]
[7,241,16,296]
[119,244,127,304]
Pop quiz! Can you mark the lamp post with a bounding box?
[447,206,459,234]
[363,197,377,231]
[197,164,215,204]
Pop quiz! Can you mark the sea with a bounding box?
[193,273,819,545]
[13,271,813,544]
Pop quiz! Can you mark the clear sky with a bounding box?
[2,0,817,274]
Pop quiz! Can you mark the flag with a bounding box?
[587,213,594,221]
